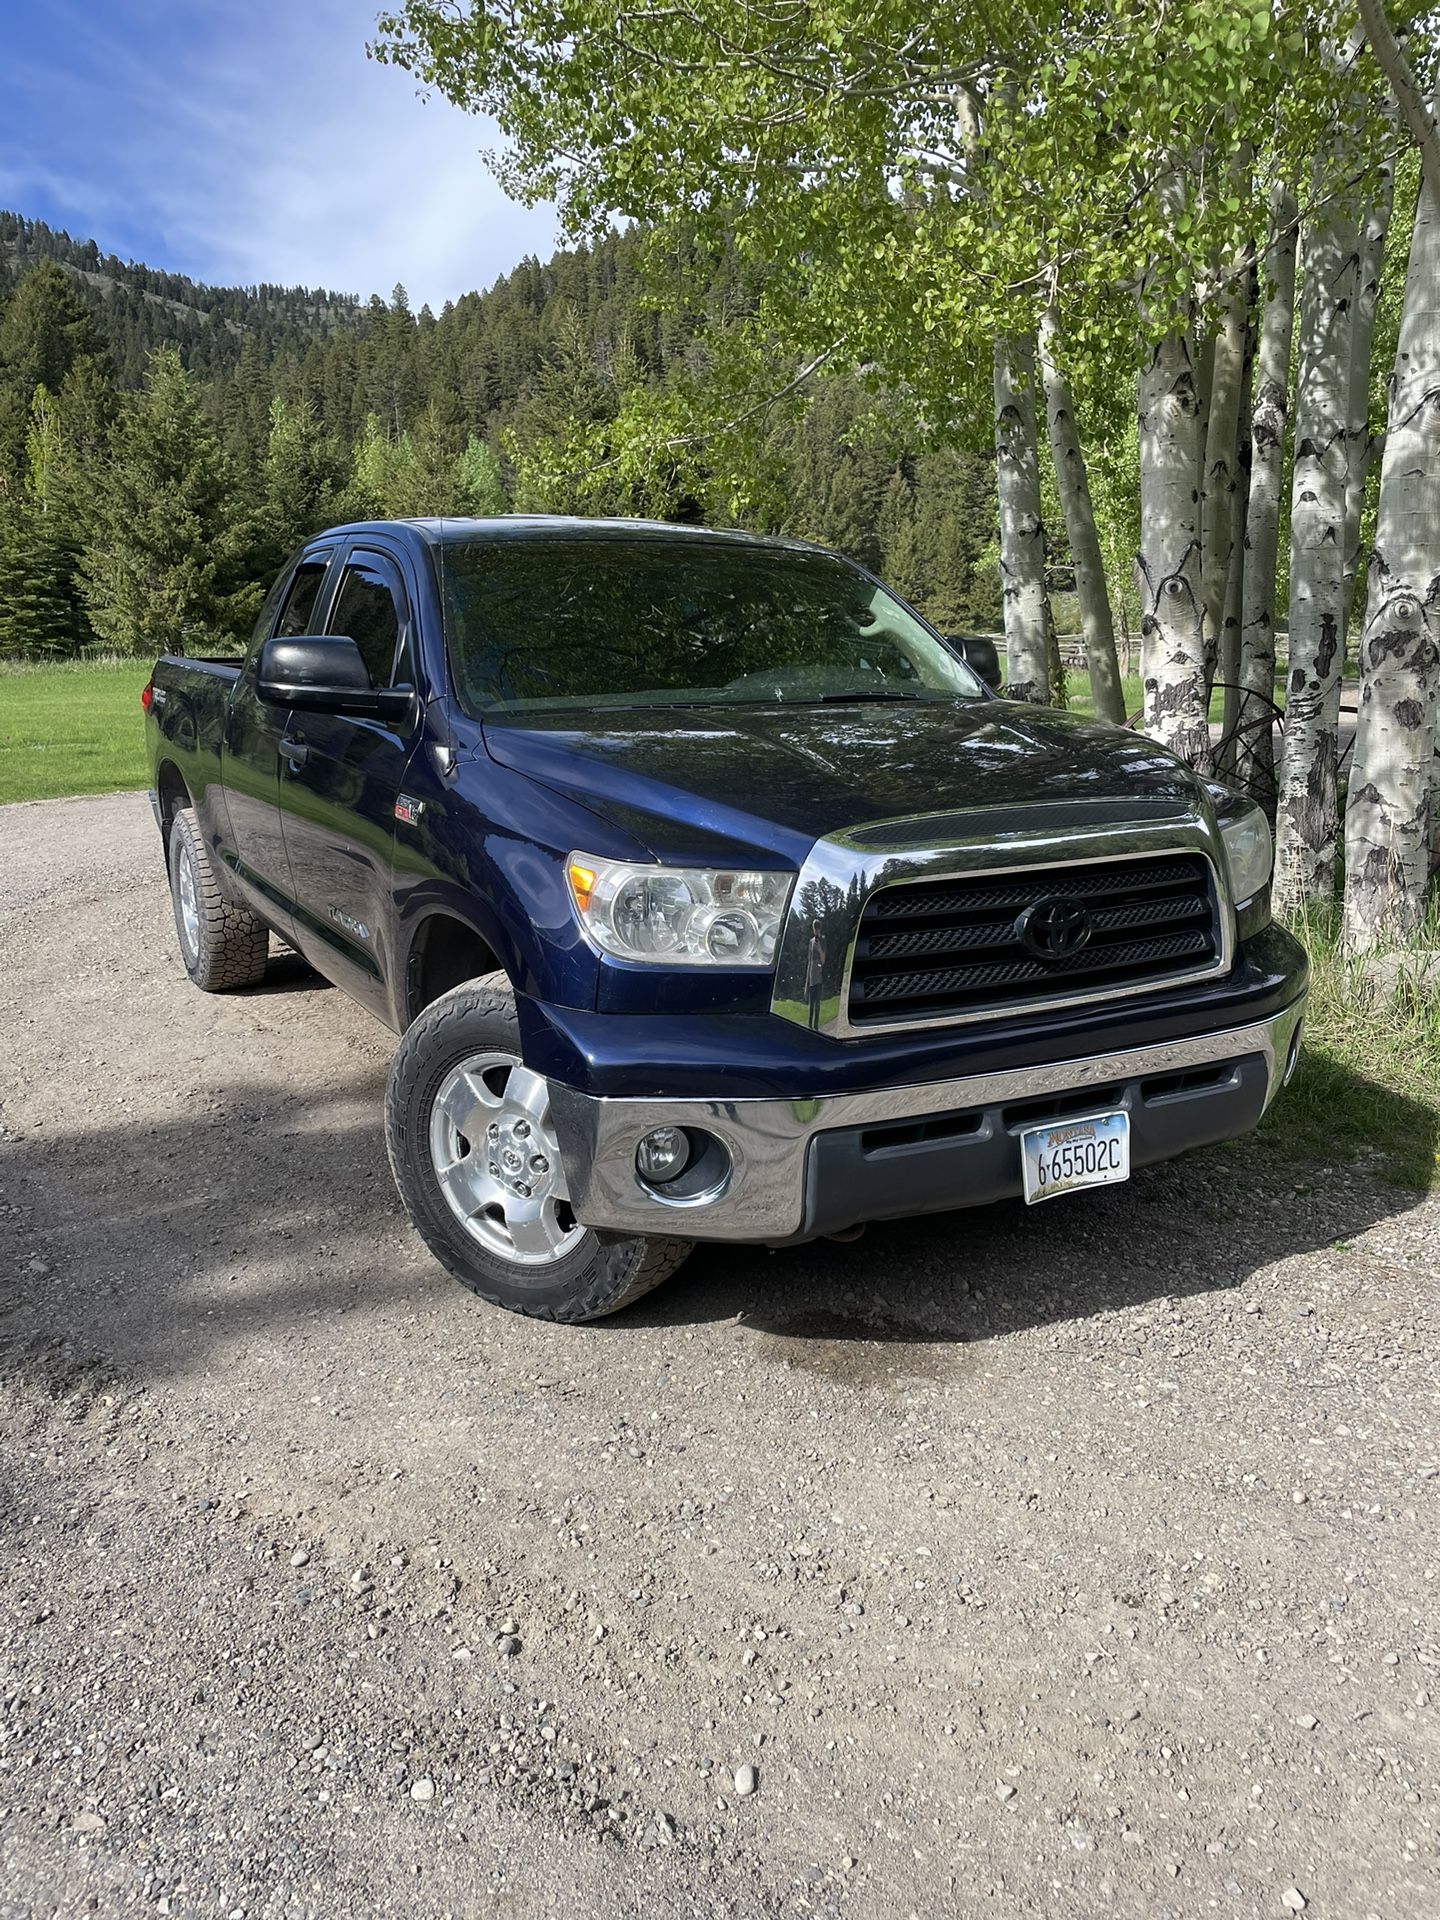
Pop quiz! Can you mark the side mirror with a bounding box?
[257,634,414,722]
[945,634,1002,692]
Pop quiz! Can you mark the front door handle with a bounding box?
[281,735,309,771]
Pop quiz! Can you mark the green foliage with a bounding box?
[0,384,99,657]
[80,348,233,655]
[0,215,1011,660]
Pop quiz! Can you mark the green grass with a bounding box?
[1066,672,1279,725]
[0,657,153,804]
[1260,907,1440,1191]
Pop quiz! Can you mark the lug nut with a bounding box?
[487,1122,499,1139]
[530,1155,549,1175]
[488,1162,499,1177]
[515,1181,531,1198]
[515,1120,531,1138]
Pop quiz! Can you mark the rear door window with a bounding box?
[327,552,406,688]
[274,559,331,638]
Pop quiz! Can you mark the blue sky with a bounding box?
[0,0,557,306]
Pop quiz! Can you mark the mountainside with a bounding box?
[0,209,1003,660]
[0,212,367,386]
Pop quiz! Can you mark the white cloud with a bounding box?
[0,0,557,304]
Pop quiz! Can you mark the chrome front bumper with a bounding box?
[546,997,1306,1244]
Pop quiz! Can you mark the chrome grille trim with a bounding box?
[850,850,1221,1021]
[770,801,1236,1038]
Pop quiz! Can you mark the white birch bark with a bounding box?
[1342,156,1395,615]
[993,334,1050,703]
[1236,185,1298,811]
[1200,283,1249,693]
[1343,110,1440,948]
[1037,304,1125,724]
[1217,329,1253,767]
[1136,324,1211,771]
[1273,194,1359,913]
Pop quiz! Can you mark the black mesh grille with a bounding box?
[848,853,1221,1023]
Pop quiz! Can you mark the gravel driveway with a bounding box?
[1,791,1437,1919]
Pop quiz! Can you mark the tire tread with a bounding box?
[169,809,270,991]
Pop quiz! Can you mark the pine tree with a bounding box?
[249,397,349,574]
[0,258,108,397]
[454,438,508,516]
[0,383,100,657]
[80,348,232,654]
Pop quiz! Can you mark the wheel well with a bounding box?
[156,762,190,837]
[407,914,504,1020]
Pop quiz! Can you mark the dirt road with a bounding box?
[1,792,1437,1919]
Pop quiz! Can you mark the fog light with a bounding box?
[636,1126,690,1183]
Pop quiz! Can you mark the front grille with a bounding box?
[847,853,1221,1024]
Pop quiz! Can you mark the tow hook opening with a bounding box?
[1283,1022,1303,1087]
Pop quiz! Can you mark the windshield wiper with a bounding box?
[807,689,932,705]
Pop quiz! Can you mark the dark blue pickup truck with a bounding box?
[145,517,1307,1321]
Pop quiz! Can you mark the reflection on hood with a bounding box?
[482,699,1201,865]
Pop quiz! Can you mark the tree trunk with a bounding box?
[1217,318,1255,771]
[1343,103,1440,949]
[1136,324,1211,771]
[1274,193,1360,913]
[1236,185,1298,814]
[993,335,1050,702]
[1342,154,1396,620]
[1200,282,1249,694]
[1037,304,1125,723]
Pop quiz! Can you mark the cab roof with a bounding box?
[321,515,833,557]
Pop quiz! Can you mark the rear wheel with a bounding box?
[168,808,269,991]
[385,973,692,1321]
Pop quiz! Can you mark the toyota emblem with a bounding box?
[1015,896,1093,962]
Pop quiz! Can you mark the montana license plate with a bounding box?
[1020,1111,1130,1205]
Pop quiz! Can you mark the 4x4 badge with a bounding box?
[394,794,425,825]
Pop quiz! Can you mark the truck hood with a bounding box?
[481,699,1204,865]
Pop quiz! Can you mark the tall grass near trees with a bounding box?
[1264,907,1440,1191]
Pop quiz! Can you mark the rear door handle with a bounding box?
[281,735,309,770]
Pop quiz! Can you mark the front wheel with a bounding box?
[385,974,692,1322]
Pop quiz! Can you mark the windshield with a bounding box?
[438,535,985,715]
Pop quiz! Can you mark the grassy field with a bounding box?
[0,657,153,805]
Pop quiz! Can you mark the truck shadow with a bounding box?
[620,1057,1438,1356]
[249,948,333,996]
[0,1055,1431,1397]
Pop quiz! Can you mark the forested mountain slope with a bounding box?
[0,210,1002,662]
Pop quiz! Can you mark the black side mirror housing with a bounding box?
[945,634,1002,692]
[257,634,414,722]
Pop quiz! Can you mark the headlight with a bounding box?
[566,855,794,967]
[1209,789,1273,902]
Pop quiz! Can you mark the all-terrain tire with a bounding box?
[167,807,270,992]
[386,972,693,1322]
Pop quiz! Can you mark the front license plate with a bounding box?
[1020,1111,1130,1206]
